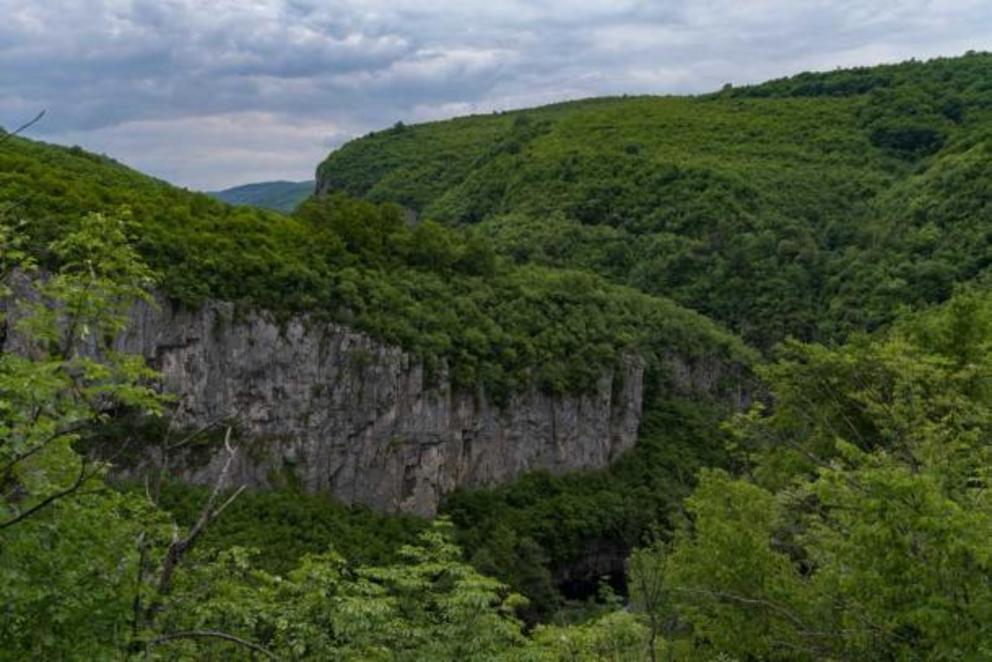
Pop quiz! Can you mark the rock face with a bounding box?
[116,300,648,516]
[2,275,745,517]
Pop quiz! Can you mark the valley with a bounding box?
[3,51,992,659]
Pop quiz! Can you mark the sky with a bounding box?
[2,1,990,190]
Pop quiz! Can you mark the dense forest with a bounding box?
[3,52,992,659]
[319,51,992,348]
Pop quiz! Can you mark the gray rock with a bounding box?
[3,277,746,517]
[117,299,646,516]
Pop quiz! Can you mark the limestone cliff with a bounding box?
[117,299,649,516]
[3,274,745,516]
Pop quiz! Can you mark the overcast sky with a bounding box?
[2,1,990,190]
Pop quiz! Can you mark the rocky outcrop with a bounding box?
[115,300,648,516]
[2,274,746,516]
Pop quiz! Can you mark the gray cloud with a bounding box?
[1,0,990,189]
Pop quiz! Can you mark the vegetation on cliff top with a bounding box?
[0,135,749,399]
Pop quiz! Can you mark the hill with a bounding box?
[0,132,749,397]
[207,179,313,212]
[317,51,992,348]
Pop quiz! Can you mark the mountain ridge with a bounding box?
[207,179,314,213]
[316,51,992,349]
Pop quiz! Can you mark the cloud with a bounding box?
[45,112,349,190]
[1,0,990,189]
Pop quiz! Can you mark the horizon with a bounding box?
[4,53,984,195]
[3,0,990,190]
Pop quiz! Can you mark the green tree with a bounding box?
[149,519,531,660]
[528,611,652,661]
[0,211,166,658]
[1,210,161,528]
[660,290,992,660]
[628,538,672,661]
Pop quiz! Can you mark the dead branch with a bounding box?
[144,630,279,660]
[0,457,95,529]
[0,436,135,529]
[0,110,46,147]
[168,418,227,451]
[149,415,226,506]
[155,428,242,596]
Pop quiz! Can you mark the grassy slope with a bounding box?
[317,52,992,348]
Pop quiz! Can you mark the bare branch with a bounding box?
[168,417,226,450]
[144,630,279,660]
[0,110,46,147]
[150,415,226,505]
[212,484,246,521]
[0,437,134,529]
[135,428,246,643]
[0,458,91,529]
[156,428,242,596]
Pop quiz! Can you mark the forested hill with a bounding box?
[317,51,992,349]
[207,179,313,213]
[0,132,749,398]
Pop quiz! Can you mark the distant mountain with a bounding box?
[208,180,314,212]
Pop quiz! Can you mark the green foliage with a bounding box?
[145,397,739,630]
[729,51,992,107]
[9,52,992,661]
[444,395,735,620]
[317,52,992,348]
[0,211,163,529]
[0,486,158,659]
[665,471,809,659]
[0,86,753,658]
[0,210,656,660]
[0,137,747,399]
[0,211,168,659]
[528,610,655,661]
[828,135,992,336]
[140,518,663,661]
[656,290,992,660]
[628,538,671,661]
[728,51,991,158]
[154,481,427,575]
[151,520,531,660]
